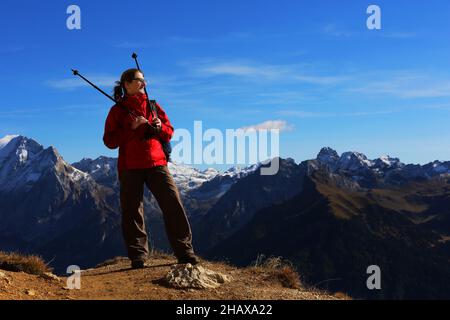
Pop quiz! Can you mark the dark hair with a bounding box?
[113,68,143,101]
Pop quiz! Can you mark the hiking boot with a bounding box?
[177,255,200,265]
[131,259,145,269]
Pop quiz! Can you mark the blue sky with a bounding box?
[1,0,450,170]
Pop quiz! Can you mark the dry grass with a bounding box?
[274,266,302,289]
[0,251,52,275]
[251,255,302,289]
[333,291,353,300]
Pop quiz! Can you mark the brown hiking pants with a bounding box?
[118,165,195,261]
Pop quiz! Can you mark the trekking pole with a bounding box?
[131,53,172,161]
[71,69,116,103]
[131,52,157,117]
[70,68,139,119]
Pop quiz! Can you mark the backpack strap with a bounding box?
[145,99,172,161]
[147,99,157,118]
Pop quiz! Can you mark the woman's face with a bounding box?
[124,71,146,96]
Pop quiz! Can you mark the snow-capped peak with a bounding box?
[336,151,374,171]
[222,158,287,178]
[0,135,43,163]
[201,167,220,176]
[72,156,116,178]
[0,134,19,150]
[223,163,259,178]
[168,162,220,193]
[379,155,392,164]
[0,136,91,192]
[374,155,403,169]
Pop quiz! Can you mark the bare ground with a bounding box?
[0,255,346,300]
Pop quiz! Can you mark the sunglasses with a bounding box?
[132,78,147,84]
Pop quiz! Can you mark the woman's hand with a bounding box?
[151,118,162,131]
[131,116,148,130]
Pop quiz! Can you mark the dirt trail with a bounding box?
[0,256,342,300]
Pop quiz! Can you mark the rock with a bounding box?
[164,263,232,289]
[40,272,61,282]
[0,272,11,286]
[26,289,36,296]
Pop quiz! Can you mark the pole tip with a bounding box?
[71,69,79,75]
[132,52,137,59]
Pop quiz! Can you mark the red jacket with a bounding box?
[103,93,173,171]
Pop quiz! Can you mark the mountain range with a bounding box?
[1,134,449,298]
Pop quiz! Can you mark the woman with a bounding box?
[103,68,199,268]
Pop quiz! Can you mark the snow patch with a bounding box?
[433,163,448,174]
[0,134,19,150]
[16,148,28,164]
[336,151,373,171]
[69,167,89,182]
[168,162,219,192]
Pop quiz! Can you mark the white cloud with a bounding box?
[199,63,282,79]
[293,75,349,85]
[195,61,349,85]
[350,74,450,98]
[321,24,353,38]
[239,120,294,132]
[321,24,417,40]
[46,75,117,90]
[276,110,329,117]
[401,85,450,98]
[276,109,398,118]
